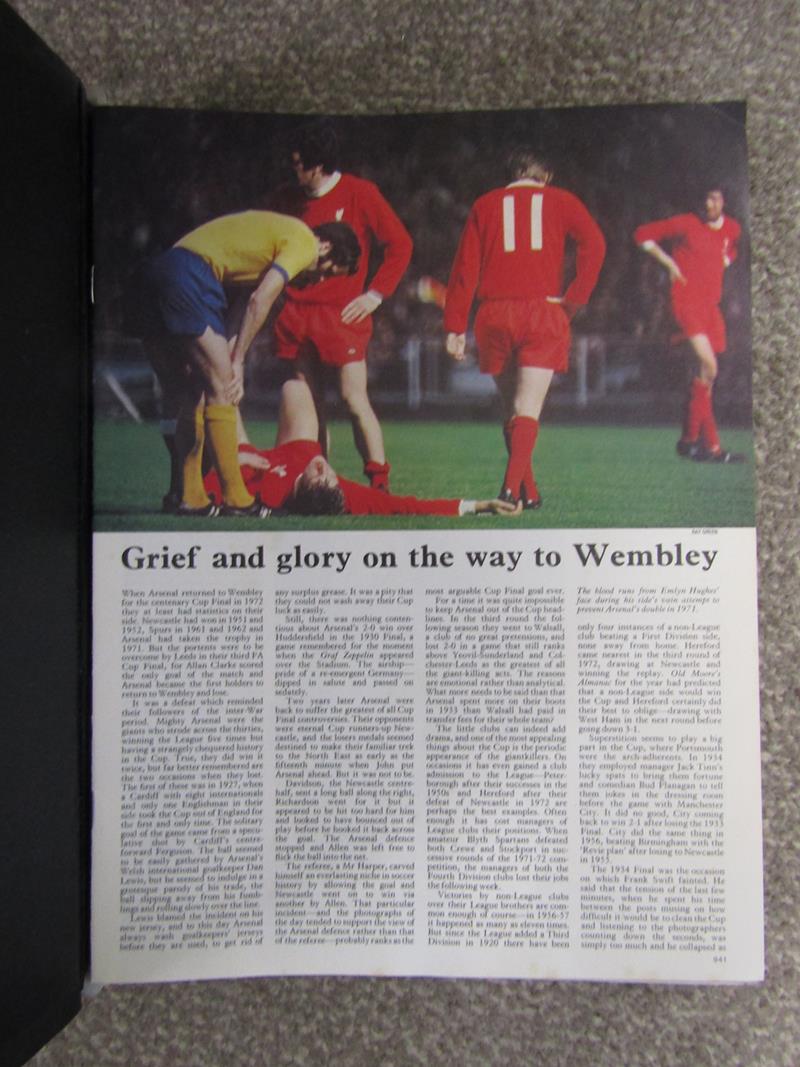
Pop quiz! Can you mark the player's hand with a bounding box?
[547,296,580,321]
[476,498,523,515]
[240,452,270,471]
[446,332,466,361]
[341,291,382,323]
[667,261,687,285]
[226,363,245,404]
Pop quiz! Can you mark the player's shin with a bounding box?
[699,383,721,453]
[502,416,539,502]
[681,377,707,447]
[176,406,210,509]
[204,404,255,508]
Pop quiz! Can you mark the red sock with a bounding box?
[504,418,540,500]
[364,460,390,492]
[503,416,539,498]
[521,467,540,504]
[503,420,512,454]
[682,378,706,443]
[699,384,721,452]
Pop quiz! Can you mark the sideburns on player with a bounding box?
[443,147,606,508]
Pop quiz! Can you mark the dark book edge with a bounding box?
[0,3,89,1064]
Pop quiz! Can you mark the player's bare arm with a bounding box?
[227,267,287,402]
[638,239,687,285]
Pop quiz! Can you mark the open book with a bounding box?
[3,5,763,1064]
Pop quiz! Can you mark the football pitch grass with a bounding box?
[94,418,755,532]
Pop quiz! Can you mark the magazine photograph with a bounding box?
[92,104,754,532]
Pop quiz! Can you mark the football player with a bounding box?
[444,147,606,508]
[634,186,744,462]
[270,120,413,491]
[139,211,360,516]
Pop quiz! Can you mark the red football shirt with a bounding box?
[634,213,741,305]
[204,441,321,509]
[275,173,412,307]
[444,181,606,333]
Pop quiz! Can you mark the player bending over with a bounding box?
[139,210,360,517]
[203,381,520,517]
[270,120,413,491]
[444,147,605,508]
[634,186,744,463]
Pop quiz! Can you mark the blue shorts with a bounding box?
[138,247,227,338]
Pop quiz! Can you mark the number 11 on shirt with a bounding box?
[503,193,543,252]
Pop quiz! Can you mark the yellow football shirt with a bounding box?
[175,211,317,284]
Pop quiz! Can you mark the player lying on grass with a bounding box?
[139,210,360,517]
[202,381,521,517]
[634,186,744,463]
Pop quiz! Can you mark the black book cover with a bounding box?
[0,3,88,1064]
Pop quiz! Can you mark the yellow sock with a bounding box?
[176,406,209,509]
[204,404,254,508]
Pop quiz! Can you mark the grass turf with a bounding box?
[93,418,755,532]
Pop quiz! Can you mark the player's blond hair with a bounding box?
[507,148,552,184]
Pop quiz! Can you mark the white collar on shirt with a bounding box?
[309,171,343,198]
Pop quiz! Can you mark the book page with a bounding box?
[90,103,763,984]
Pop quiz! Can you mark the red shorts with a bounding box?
[474,300,571,376]
[275,301,372,367]
[671,290,727,354]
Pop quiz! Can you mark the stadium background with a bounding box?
[95,105,759,424]
[92,104,754,527]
